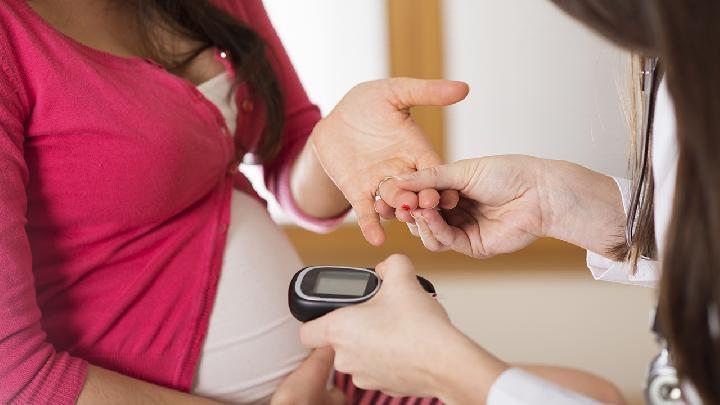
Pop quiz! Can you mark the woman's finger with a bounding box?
[418,188,441,209]
[378,178,418,211]
[414,214,449,252]
[395,207,415,223]
[374,198,395,220]
[352,198,385,246]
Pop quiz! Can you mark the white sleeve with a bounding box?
[585,177,660,288]
[487,368,608,405]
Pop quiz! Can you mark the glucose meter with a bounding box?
[289,266,436,322]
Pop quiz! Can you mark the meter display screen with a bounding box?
[312,270,371,297]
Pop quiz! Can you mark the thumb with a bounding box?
[396,161,472,192]
[375,254,417,285]
[387,78,469,109]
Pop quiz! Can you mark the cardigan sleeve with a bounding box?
[0,41,88,405]
[242,0,349,233]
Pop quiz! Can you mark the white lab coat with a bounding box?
[486,81,702,404]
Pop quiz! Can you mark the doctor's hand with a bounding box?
[310,78,465,246]
[397,156,627,259]
[299,255,508,403]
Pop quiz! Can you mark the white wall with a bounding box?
[443,0,633,178]
[247,0,388,222]
[262,0,389,115]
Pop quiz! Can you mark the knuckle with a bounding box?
[325,319,342,343]
[384,79,402,105]
[472,244,494,259]
[427,165,442,179]
[325,312,352,344]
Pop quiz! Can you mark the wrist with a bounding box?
[290,137,349,218]
[538,159,625,256]
[431,329,509,405]
[536,158,573,240]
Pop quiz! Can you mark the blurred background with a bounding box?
[258,0,657,403]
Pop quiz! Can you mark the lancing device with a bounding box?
[289,266,436,322]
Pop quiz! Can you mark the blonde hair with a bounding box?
[609,54,657,267]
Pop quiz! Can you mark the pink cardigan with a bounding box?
[0,1,341,403]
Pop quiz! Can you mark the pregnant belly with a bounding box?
[192,190,310,404]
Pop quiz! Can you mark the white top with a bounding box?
[487,80,697,404]
[190,73,310,404]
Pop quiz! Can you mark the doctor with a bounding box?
[300,0,719,404]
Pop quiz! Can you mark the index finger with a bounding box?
[418,188,441,209]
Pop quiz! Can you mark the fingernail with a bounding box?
[402,204,411,211]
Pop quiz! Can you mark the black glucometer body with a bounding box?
[289,266,436,322]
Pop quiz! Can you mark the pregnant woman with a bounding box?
[0,0,464,403]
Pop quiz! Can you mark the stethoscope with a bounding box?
[645,305,684,404]
[634,57,685,404]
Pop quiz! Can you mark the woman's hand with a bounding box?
[396,156,627,258]
[270,348,345,405]
[310,78,467,246]
[299,255,508,403]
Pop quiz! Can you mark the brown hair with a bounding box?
[127,0,284,162]
[551,0,720,401]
